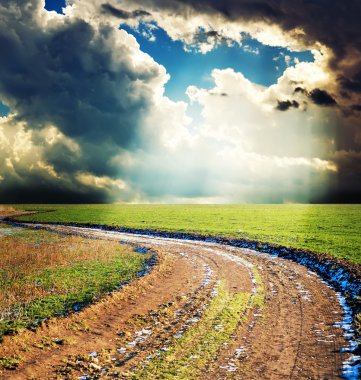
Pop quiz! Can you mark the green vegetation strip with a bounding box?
[0,251,150,337]
[132,281,259,380]
[14,204,361,264]
[0,357,20,370]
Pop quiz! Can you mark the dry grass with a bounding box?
[0,205,18,217]
[0,225,148,336]
[1,233,121,313]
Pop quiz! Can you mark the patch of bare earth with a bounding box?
[203,247,347,379]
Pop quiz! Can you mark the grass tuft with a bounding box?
[0,356,20,370]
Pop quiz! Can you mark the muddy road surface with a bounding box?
[0,224,358,379]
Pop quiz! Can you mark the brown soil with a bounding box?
[0,209,34,218]
[0,224,353,379]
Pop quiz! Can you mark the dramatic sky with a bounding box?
[0,0,360,203]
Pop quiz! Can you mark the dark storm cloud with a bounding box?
[0,0,163,202]
[309,89,337,107]
[135,0,361,96]
[101,4,150,19]
[276,100,299,111]
[339,70,361,94]
[276,88,336,112]
[1,0,361,204]
[351,104,361,112]
[293,87,337,107]
[294,87,306,94]
[148,0,283,21]
[311,151,361,203]
[0,16,153,146]
[0,175,106,204]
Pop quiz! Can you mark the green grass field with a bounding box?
[12,204,361,264]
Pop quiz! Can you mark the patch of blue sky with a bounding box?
[121,23,314,103]
[44,0,65,14]
[0,102,10,117]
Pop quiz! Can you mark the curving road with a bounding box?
[2,223,356,379]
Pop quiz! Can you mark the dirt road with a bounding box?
[0,224,358,379]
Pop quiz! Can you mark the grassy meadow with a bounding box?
[0,222,150,339]
[13,204,361,264]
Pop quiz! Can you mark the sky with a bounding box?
[120,23,314,101]
[0,0,360,203]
